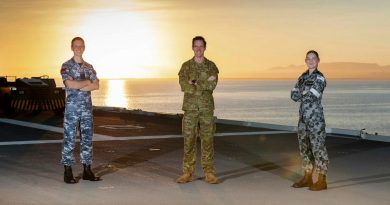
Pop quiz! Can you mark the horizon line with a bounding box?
[4,76,388,81]
[52,77,390,80]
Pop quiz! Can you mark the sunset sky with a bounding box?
[1,0,390,79]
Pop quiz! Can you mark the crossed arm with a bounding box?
[194,75,217,91]
[64,77,99,91]
[179,73,217,93]
[291,76,325,102]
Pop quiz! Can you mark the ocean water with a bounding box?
[87,79,390,136]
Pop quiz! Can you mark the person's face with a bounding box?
[192,40,206,58]
[71,40,85,57]
[305,53,319,69]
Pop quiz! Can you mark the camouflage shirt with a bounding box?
[178,58,219,111]
[291,69,326,104]
[60,58,98,105]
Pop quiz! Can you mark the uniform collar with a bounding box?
[304,68,320,75]
[71,57,84,67]
[191,57,208,65]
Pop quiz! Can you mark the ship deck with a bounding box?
[0,108,389,205]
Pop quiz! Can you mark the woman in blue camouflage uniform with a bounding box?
[290,50,329,191]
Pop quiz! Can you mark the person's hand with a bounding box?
[208,76,216,81]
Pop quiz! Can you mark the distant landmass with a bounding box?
[261,62,390,80]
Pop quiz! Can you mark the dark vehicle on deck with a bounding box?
[0,75,65,116]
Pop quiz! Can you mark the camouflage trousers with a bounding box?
[181,109,216,174]
[297,116,329,175]
[61,102,94,166]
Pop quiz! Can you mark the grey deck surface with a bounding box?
[0,111,389,205]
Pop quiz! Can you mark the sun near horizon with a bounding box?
[1,1,390,79]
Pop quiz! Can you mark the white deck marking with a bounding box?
[0,118,64,133]
[0,118,292,146]
[215,131,292,136]
[0,140,63,146]
[99,125,145,129]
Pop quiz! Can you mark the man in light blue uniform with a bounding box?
[60,37,100,184]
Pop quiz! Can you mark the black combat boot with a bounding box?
[309,173,327,191]
[292,171,313,188]
[82,164,101,181]
[64,165,77,184]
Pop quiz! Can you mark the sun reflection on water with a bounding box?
[104,80,129,109]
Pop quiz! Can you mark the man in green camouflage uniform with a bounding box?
[176,36,219,184]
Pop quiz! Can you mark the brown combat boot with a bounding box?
[292,171,313,188]
[176,173,193,184]
[309,174,327,191]
[204,173,219,184]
